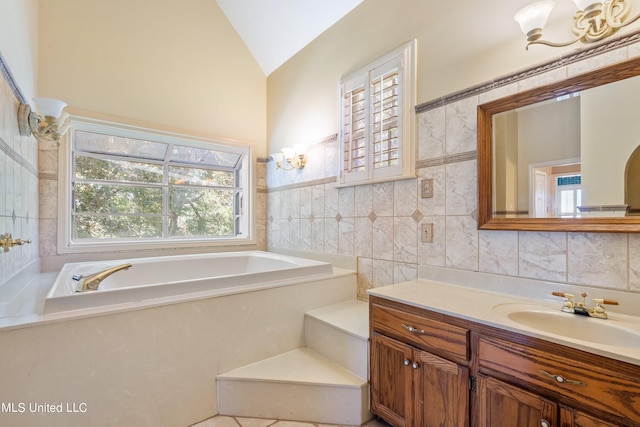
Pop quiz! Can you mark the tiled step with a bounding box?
[304,299,369,379]
[217,347,370,425]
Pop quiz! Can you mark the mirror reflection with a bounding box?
[492,75,640,219]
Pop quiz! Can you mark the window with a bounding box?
[339,40,416,186]
[59,118,252,253]
[556,174,582,217]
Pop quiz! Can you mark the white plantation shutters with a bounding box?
[339,41,416,186]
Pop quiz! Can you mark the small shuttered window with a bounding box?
[339,41,416,186]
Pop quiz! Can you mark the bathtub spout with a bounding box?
[74,263,132,292]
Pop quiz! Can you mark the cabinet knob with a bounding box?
[540,420,550,427]
[404,359,410,366]
[412,362,419,369]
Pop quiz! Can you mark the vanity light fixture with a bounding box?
[514,0,640,49]
[271,145,308,171]
[18,97,70,144]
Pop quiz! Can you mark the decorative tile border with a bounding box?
[416,150,477,169]
[266,176,337,193]
[415,30,640,113]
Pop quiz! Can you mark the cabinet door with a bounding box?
[560,406,623,427]
[370,332,414,427]
[478,375,557,427]
[415,350,469,427]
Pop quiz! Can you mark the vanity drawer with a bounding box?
[371,303,469,363]
[478,336,640,422]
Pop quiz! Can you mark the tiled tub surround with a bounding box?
[266,38,640,300]
[0,55,41,315]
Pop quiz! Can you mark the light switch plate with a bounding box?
[421,179,434,198]
[421,223,433,243]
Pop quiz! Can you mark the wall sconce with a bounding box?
[514,0,640,49]
[271,145,308,171]
[18,97,70,144]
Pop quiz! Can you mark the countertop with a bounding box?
[368,278,640,366]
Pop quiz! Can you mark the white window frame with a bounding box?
[57,116,255,254]
[338,40,416,187]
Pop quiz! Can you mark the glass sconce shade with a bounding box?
[33,97,67,118]
[572,0,603,10]
[514,0,556,33]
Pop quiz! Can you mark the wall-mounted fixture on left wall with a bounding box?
[271,145,308,171]
[0,233,31,253]
[18,97,70,144]
[515,0,640,49]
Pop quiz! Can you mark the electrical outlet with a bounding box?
[421,179,434,198]
[421,223,433,243]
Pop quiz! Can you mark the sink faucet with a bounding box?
[552,291,619,319]
[73,263,132,292]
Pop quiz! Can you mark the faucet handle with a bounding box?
[552,292,575,313]
[597,298,619,305]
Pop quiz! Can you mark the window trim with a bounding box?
[57,116,255,254]
[337,40,417,187]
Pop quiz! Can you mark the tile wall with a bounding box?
[267,43,640,299]
[0,57,39,289]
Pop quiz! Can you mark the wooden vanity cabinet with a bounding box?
[369,297,471,427]
[369,296,640,427]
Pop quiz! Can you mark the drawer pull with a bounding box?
[539,369,586,387]
[540,419,551,427]
[401,323,425,334]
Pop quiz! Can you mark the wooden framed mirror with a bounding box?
[478,55,640,232]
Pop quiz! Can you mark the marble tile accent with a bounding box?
[324,217,339,254]
[372,217,394,261]
[445,160,477,216]
[417,106,445,160]
[372,182,394,217]
[394,217,418,264]
[354,185,373,218]
[394,262,417,283]
[373,259,394,288]
[445,215,478,271]
[339,186,355,218]
[479,230,518,276]
[354,217,373,258]
[325,183,339,219]
[567,232,628,289]
[357,257,374,296]
[519,231,567,282]
[338,218,355,256]
[445,96,478,155]
[629,234,640,291]
[394,178,417,217]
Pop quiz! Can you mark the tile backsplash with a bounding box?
[267,41,640,299]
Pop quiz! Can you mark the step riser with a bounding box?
[218,379,370,425]
[305,317,369,379]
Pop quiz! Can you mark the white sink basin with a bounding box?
[493,303,640,348]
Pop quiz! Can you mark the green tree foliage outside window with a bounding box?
[72,129,245,242]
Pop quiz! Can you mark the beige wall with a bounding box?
[38,0,267,155]
[0,0,38,98]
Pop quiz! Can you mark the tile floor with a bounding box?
[191,415,391,427]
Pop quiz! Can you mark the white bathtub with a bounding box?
[44,251,333,314]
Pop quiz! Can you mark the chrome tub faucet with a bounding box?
[73,263,132,292]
